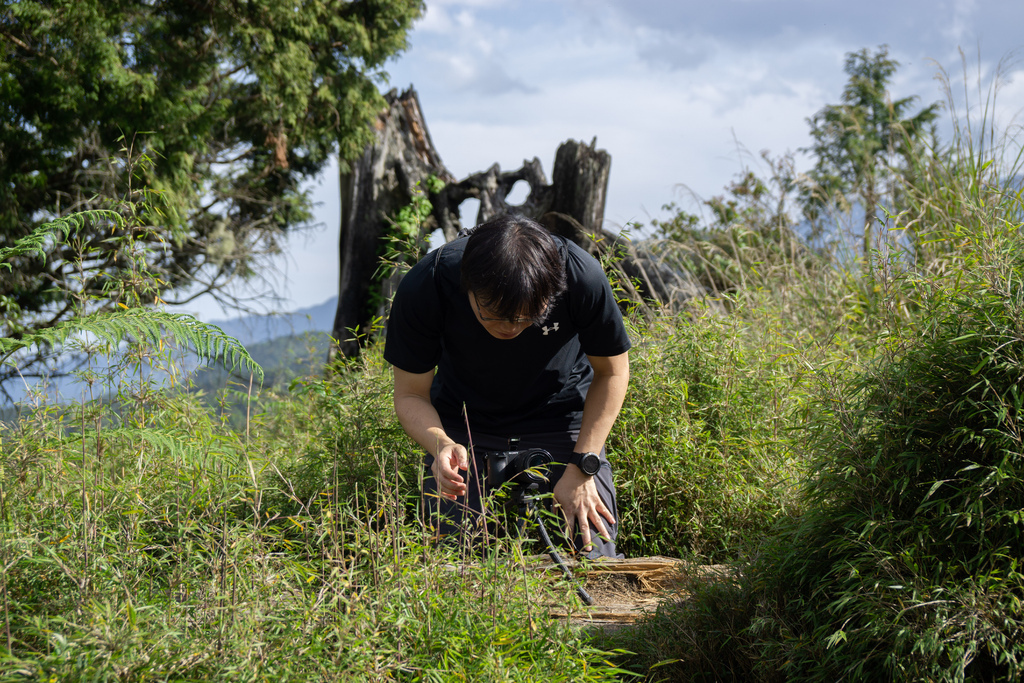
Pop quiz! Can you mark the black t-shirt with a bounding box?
[384,234,632,434]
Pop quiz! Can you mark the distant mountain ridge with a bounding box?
[0,298,338,406]
[207,296,337,346]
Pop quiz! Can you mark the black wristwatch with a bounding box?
[566,451,601,476]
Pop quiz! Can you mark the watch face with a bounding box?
[579,452,601,476]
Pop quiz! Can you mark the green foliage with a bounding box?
[183,331,332,431]
[594,49,1024,683]
[391,174,446,242]
[648,201,700,244]
[801,45,940,255]
[0,210,123,270]
[377,175,446,281]
[1,0,423,349]
[612,303,807,562]
[0,210,263,388]
[607,77,1024,678]
[610,570,764,683]
[0,358,628,682]
[362,175,448,328]
[898,51,1024,272]
[1,308,262,382]
[6,38,1024,683]
[762,252,1024,681]
[647,152,820,299]
[284,340,419,517]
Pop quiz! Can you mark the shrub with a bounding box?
[612,302,808,561]
[607,54,1024,681]
[765,257,1024,681]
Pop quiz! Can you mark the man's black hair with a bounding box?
[460,214,568,322]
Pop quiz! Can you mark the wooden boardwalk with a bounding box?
[539,556,733,631]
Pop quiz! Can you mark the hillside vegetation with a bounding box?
[2,50,1024,681]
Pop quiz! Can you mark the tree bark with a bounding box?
[331,87,454,357]
[542,137,611,241]
[433,156,553,237]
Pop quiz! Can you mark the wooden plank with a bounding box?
[536,556,734,628]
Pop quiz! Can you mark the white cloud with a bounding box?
[633,26,715,71]
[438,52,539,95]
[415,0,522,36]
[995,67,1024,134]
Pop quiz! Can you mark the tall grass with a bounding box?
[613,302,810,562]
[0,204,818,679]
[606,56,1024,683]
[5,52,1024,682]
[902,50,1024,273]
[0,212,632,681]
[0,363,632,681]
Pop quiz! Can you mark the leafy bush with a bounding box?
[605,53,1024,682]
[0,207,632,681]
[646,152,818,299]
[609,244,1024,683]
[612,302,808,562]
[280,341,422,523]
[761,258,1024,681]
[1,386,627,681]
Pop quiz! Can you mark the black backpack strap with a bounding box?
[432,242,448,319]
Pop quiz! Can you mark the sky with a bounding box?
[185,0,1024,321]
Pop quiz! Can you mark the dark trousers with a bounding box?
[421,425,623,559]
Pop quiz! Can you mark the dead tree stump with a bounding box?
[330,87,702,357]
[543,137,611,241]
[331,88,454,357]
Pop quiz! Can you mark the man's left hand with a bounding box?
[552,464,616,553]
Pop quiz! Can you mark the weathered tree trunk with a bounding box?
[539,140,681,314]
[433,156,553,237]
[543,137,612,240]
[331,88,454,357]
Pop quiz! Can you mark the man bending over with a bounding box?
[384,214,631,558]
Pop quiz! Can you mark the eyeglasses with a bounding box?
[476,312,544,325]
[472,293,547,325]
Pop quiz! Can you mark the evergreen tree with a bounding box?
[801,46,939,257]
[0,0,421,363]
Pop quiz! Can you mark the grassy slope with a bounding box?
[3,81,1024,680]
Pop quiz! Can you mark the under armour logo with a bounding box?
[541,322,560,336]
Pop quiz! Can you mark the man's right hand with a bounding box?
[432,443,469,500]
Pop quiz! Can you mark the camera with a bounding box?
[480,441,594,605]
[485,446,552,490]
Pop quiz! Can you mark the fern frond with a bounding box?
[53,426,176,453]
[0,309,263,382]
[52,426,212,466]
[0,210,125,271]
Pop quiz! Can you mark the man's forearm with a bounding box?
[393,369,470,501]
[575,354,630,455]
[394,393,457,458]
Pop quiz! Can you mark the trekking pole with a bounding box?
[522,491,593,606]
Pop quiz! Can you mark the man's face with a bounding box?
[468,291,534,340]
